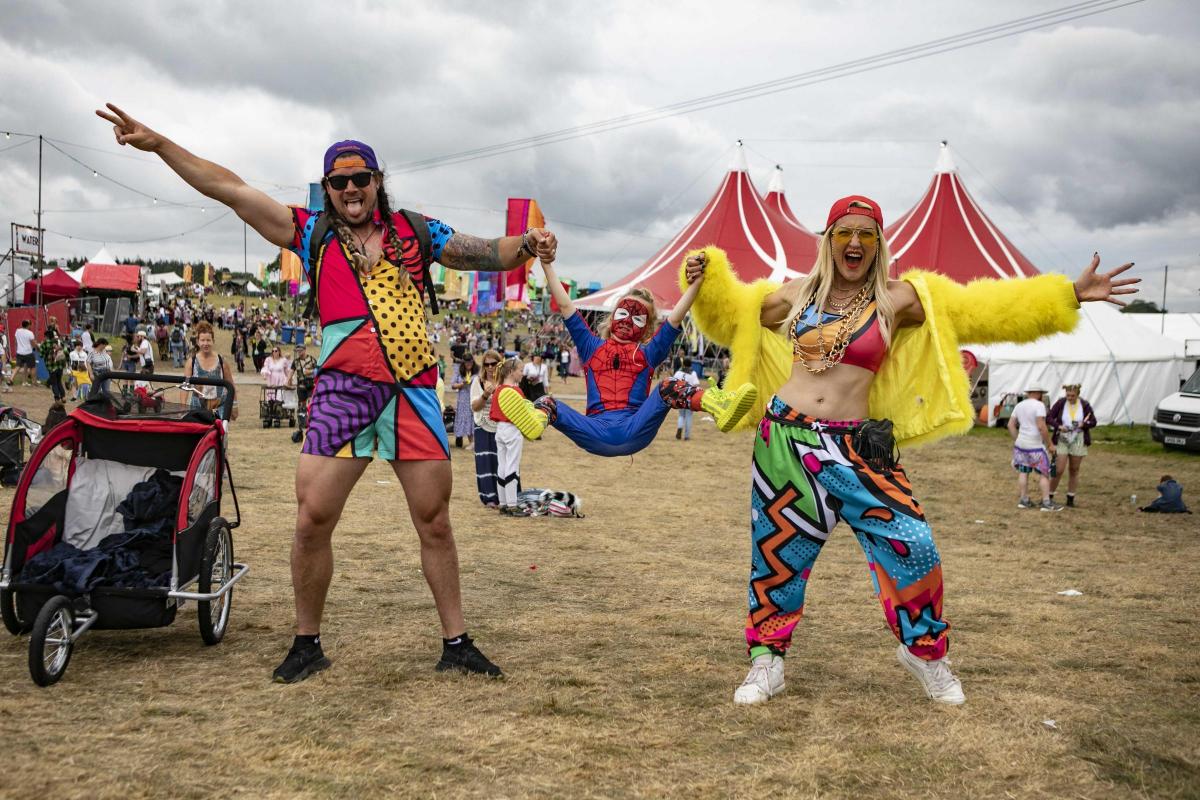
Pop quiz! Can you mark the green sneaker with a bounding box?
[700,381,759,433]
[497,387,547,440]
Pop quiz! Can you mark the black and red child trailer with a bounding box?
[0,372,249,686]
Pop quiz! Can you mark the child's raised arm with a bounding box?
[541,257,576,319]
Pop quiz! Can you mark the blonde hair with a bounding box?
[598,287,659,343]
[480,349,503,382]
[497,357,523,384]
[771,222,896,345]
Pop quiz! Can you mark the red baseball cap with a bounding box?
[825,195,884,230]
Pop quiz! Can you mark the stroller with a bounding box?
[0,372,248,686]
[0,405,41,487]
[259,385,297,429]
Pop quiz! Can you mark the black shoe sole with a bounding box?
[272,655,332,684]
[434,659,504,678]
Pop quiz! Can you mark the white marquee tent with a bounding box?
[147,272,185,286]
[1127,313,1200,360]
[964,303,1190,425]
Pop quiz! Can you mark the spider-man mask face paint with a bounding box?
[610,298,650,342]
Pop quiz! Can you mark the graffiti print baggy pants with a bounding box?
[746,397,950,661]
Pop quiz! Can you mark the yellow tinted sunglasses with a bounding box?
[830,226,879,245]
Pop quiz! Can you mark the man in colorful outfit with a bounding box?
[97,103,552,683]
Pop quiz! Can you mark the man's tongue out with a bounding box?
[345,198,365,215]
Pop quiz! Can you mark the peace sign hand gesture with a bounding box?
[1073,253,1139,306]
[94,103,163,153]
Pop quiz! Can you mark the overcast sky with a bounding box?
[2,0,1198,310]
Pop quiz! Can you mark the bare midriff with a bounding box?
[774,361,876,421]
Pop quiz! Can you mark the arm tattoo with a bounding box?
[441,233,503,271]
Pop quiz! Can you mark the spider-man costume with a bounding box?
[545,310,681,456]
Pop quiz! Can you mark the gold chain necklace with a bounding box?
[789,284,874,373]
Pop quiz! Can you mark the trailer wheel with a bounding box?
[198,517,233,645]
[2,588,30,634]
[29,595,74,686]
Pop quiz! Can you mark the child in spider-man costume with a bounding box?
[498,247,758,457]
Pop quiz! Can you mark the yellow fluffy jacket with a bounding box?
[681,246,1081,448]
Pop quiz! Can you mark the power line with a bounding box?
[39,184,297,215]
[43,208,236,245]
[0,137,37,156]
[42,139,210,208]
[44,136,306,191]
[386,0,1143,174]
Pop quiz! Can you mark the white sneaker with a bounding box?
[896,644,965,705]
[733,654,785,705]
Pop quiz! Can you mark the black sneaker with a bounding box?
[272,643,332,683]
[435,638,503,677]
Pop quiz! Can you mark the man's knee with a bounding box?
[413,503,453,544]
[295,493,341,539]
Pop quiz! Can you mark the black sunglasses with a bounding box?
[325,171,375,191]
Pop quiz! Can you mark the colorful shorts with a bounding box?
[1012,445,1052,475]
[302,369,449,461]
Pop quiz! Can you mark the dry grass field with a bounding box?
[1,368,1198,799]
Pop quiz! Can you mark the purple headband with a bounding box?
[323,140,379,176]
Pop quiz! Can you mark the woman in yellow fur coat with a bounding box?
[682,195,1137,706]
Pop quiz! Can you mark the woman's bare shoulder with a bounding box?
[887,279,924,326]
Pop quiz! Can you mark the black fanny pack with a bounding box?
[765,413,899,473]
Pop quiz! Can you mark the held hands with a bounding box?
[95,103,162,152]
[529,229,557,264]
[684,252,707,285]
[1073,253,1139,306]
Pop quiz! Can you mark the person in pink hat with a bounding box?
[684,195,1138,706]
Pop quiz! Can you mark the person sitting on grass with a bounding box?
[1138,475,1191,514]
[499,244,758,456]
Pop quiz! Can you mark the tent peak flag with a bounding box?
[935,141,957,175]
[763,165,817,237]
[766,165,785,194]
[730,142,749,173]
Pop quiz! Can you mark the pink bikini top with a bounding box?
[791,301,887,373]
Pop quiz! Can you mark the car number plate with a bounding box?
[1165,436,1187,445]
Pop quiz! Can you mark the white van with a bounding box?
[1151,367,1200,451]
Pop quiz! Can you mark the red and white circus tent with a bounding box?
[762,165,818,238]
[578,145,819,313]
[885,142,1039,281]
